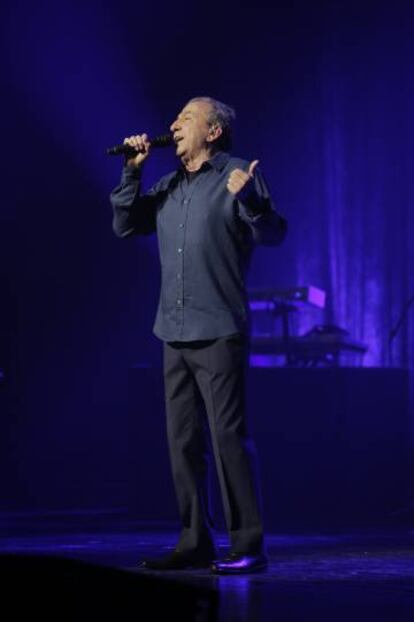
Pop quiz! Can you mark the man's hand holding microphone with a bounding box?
[123,134,152,168]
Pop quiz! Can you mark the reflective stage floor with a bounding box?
[1,517,414,621]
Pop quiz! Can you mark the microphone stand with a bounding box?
[388,291,414,366]
[387,291,414,523]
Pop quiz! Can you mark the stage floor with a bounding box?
[1,517,414,621]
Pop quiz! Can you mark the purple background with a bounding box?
[1,0,413,512]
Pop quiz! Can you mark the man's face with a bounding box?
[170,100,213,159]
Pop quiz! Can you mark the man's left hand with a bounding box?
[227,160,259,196]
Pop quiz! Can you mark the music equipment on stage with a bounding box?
[248,285,368,367]
[248,285,326,310]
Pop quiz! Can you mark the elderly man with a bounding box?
[110,96,287,574]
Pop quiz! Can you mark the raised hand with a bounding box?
[227,160,259,196]
[123,133,151,168]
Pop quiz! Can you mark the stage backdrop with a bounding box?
[1,0,413,513]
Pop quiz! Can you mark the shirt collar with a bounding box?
[207,151,230,171]
[176,151,230,177]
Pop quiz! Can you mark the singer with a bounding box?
[110,97,287,574]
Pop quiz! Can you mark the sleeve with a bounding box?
[110,166,160,238]
[236,168,287,247]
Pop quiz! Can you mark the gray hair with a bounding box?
[189,96,236,151]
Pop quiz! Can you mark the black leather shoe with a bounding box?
[211,552,268,574]
[140,549,215,571]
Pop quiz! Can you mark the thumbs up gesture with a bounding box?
[227,160,259,196]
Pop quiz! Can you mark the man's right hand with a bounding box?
[123,133,151,168]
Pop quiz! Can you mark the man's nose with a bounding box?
[170,119,180,132]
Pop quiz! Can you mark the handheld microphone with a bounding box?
[106,133,173,156]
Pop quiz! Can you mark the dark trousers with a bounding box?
[163,334,264,554]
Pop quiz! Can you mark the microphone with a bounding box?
[106,133,173,156]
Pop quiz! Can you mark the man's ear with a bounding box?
[206,124,223,143]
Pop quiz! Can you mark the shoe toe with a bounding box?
[211,553,268,574]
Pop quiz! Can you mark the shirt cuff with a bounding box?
[238,188,270,217]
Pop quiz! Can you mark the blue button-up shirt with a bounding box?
[110,151,287,342]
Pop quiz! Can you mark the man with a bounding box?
[110,97,287,574]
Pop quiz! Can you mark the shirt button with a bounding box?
[177,299,182,305]
[183,199,189,205]
[178,247,182,253]
[179,223,184,228]
[177,273,181,279]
